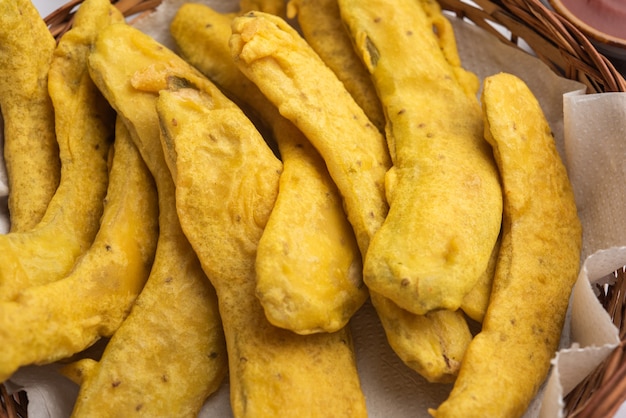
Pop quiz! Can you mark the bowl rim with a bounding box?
[548,0,626,49]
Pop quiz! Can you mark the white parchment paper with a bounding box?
[3,1,626,416]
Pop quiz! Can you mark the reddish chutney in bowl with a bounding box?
[551,0,626,44]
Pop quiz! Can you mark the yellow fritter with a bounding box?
[239,0,286,16]
[432,73,582,418]
[255,116,367,334]
[460,233,500,323]
[0,0,119,301]
[339,0,502,314]
[255,117,367,334]
[170,3,367,334]
[370,292,472,383]
[0,0,60,231]
[72,22,227,416]
[230,10,391,257]
[156,80,367,417]
[417,0,480,100]
[0,118,158,383]
[287,0,386,133]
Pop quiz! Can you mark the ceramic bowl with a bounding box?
[549,0,626,74]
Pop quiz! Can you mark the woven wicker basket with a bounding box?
[2,0,625,416]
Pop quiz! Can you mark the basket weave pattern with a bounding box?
[438,0,626,93]
[564,269,626,417]
[0,384,27,418]
[2,0,625,416]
